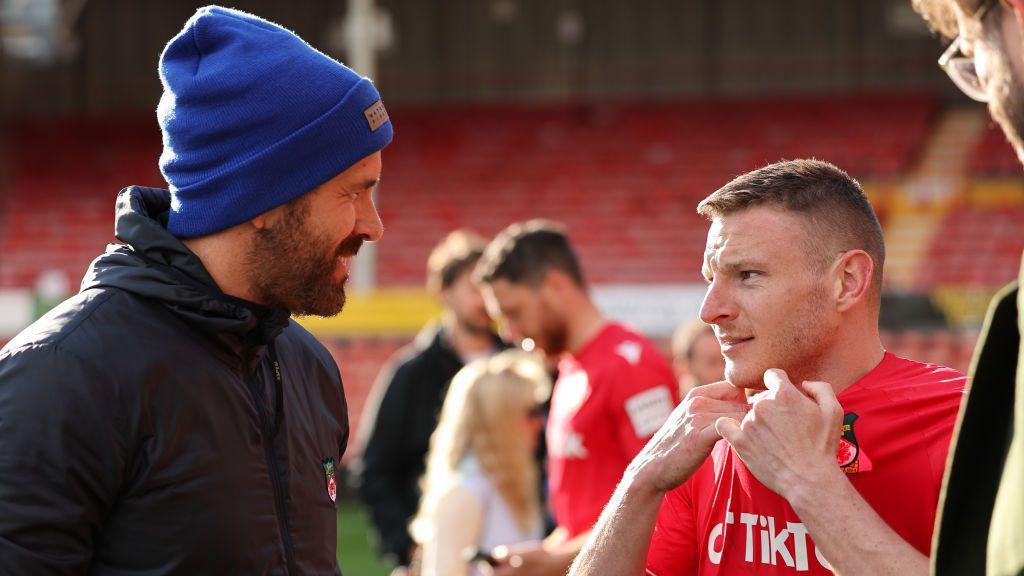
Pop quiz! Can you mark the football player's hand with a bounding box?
[627,381,750,493]
[716,369,844,499]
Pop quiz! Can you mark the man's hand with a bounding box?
[715,369,844,500]
[628,381,750,493]
[485,543,571,576]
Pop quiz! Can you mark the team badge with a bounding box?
[322,458,338,502]
[837,412,873,474]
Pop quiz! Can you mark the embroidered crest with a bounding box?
[837,412,873,474]
[322,458,338,502]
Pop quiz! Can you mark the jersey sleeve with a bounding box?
[923,372,966,483]
[606,355,679,459]
[646,482,699,576]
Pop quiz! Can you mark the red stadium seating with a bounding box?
[918,205,1024,289]
[0,118,163,288]
[0,94,936,289]
[969,122,1022,175]
[376,94,937,285]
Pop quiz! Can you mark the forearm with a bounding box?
[788,470,927,576]
[568,477,664,576]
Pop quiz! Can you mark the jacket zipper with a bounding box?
[246,347,298,575]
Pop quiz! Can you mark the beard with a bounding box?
[535,299,569,355]
[722,283,835,391]
[457,311,494,337]
[984,16,1024,165]
[245,198,365,317]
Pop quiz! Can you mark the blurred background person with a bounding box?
[911,1,1024,574]
[409,350,551,576]
[474,220,680,575]
[354,230,507,572]
[670,319,725,396]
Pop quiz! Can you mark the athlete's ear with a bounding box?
[542,268,575,297]
[833,249,873,313]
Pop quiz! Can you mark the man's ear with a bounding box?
[833,249,874,313]
[540,268,574,299]
[250,204,288,231]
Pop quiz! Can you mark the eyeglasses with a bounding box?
[938,0,998,103]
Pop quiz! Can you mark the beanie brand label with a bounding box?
[364,99,389,132]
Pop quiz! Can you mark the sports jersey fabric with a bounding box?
[646,352,965,575]
[548,323,680,538]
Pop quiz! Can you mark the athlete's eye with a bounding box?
[739,270,761,281]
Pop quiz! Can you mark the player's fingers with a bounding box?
[798,380,843,420]
[691,410,747,429]
[762,368,793,393]
[687,395,750,415]
[714,416,743,444]
[688,380,746,403]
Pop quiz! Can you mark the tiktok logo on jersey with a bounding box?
[550,431,589,459]
[707,511,834,573]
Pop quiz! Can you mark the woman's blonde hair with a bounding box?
[410,350,551,542]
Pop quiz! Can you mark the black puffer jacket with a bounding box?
[0,187,349,575]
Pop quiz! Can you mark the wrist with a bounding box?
[623,460,672,499]
[785,463,848,513]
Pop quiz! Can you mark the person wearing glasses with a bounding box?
[409,351,551,576]
[912,1,1024,575]
[566,160,966,576]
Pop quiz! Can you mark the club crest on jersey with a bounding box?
[322,458,338,502]
[837,412,873,474]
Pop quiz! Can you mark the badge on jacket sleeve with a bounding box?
[322,458,338,502]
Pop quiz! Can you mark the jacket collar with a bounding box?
[81,186,290,371]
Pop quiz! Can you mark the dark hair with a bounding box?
[473,220,586,288]
[426,230,487,295]
[697,159,886,296]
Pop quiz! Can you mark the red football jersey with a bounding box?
[646,352,965,575]
[547,323,680,539]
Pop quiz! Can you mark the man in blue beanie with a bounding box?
[0,6,391,575]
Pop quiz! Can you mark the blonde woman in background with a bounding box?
[410,350,551,576]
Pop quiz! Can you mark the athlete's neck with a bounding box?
[808,319,885,396]
[565,298,606,356]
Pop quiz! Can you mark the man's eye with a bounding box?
[740,271,761,281]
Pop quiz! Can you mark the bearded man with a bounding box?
[0,6,391,574]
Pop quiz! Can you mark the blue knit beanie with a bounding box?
[157,5,393,238]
